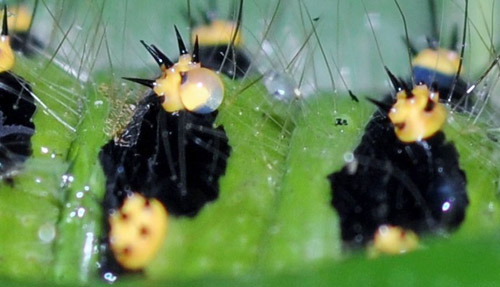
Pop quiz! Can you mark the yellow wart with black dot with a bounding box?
[388,82,446,143]
[108,193,168,270]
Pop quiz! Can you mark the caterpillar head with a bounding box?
[124,26,224,114]
[1,5,32,34]
[108,193,168,270]
[385,67,447,143]
[412,48,462,77]
[0,5,15,72]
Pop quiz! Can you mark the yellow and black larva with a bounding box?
[98,26,230,278]
[187,0,250,79]
[0,5,36,179]
[404,0,470,109]
[328,68,468,249]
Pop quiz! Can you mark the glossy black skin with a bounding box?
[0,71,35,177]
[99,93,230,277]
[100,94,230,216]
[198,44,250,79]
[328,96,468,249]
[11,32,44,57]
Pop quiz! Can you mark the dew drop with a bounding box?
[343,152,354,163]
[103,272,117,283]
[38,223,56,243]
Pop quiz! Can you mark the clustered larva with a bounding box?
[1,0,499,284]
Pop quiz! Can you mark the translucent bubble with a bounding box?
[263,70,301,102]
[38,223,56,243]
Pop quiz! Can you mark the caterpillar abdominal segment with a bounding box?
[0,5,36,179]
[328,68,468,249]
[99,26,230,279]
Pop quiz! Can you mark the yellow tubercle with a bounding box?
[388,84,446,143]
[153,54,201,112]
[412,48,462,76]
[109,193,168,270]
[176,54,200,72]
[0,35,14,72]
[192,20,243,47]
[153,53,224,114]
[370,225,419,256]
[154,73,184,112]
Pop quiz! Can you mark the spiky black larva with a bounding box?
[98,26,231,280]
[328,67,468,249]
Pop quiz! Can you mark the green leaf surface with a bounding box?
[0,55,84,279]
[259,94,372,270]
